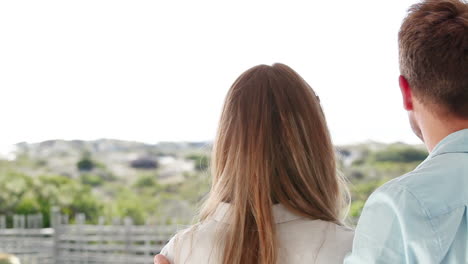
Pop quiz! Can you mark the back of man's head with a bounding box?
[399,0,468,118]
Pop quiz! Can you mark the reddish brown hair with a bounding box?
[399,0,468,117]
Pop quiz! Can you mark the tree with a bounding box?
[0,171,31,214]
[77,158,95,171]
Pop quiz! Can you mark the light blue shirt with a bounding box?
[345,129,468,263]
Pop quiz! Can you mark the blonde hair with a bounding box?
[196,63,348,264]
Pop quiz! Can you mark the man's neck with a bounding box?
[419,113,468,152]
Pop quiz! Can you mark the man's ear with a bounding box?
[399,75,414,111]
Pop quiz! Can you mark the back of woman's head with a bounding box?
[200,63,348,264]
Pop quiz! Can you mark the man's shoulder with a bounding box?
[375,152,468,218]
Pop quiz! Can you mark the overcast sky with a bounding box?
[0,0,422,153]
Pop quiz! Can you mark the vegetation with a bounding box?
[186,153,209,171]
[0,140,427,227]
[80,173,104,187]
[371,145,427,163]
[0,169,102,226]
[77,157,96,171]
[345,143,427,224]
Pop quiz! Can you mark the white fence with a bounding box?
[0,209,179,264]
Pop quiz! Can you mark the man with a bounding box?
[345,0,468,262]
[155,0,468,263]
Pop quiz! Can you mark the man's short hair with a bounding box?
[399,0,468,118]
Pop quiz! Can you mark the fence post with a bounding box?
[144,219,151,257]
[112,217,121,225]
[62,214,69,225]
[0,215,5,229]
[110,217,120,255]
[76,213,87,263]
[27,214,31,229]
[38,213,43,228]
[98,216,105,255]
[124,217,133,263]
[13,214,18,228]
[19,215,26,254]
[51,207,61,264]
[0,215,5,259]
[27,214,38,229]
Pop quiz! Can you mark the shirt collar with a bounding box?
[213,202,304,224]
[430,129,468,157]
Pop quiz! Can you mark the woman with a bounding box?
[158,63,353,264]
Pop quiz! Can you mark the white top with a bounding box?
[161,203,354,264]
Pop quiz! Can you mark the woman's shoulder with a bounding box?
[317,221,354,263]
[279,218,354,238]
[160,220,223,263]
[277,219,354,263]
[293,219,354,248]
[325,221,355,241]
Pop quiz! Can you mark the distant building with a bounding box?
[130,158,158,169]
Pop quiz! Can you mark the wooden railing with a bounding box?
[0,209,179,264]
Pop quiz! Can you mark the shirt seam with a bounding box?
[431,151,468,159]
[416,149,467,171]
[387,183,444,259]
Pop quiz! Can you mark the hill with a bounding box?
[0,139,427,226]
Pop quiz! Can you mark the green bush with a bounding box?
[0,171,31,214]
[15,195,41,215]
[80,174,104,187]
[134,174,158,189]
[114,188,147,225]
[0,172,104,227]
[372,146,427,163]
[77,158,95,171]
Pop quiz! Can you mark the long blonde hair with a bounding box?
[199,63,348,264]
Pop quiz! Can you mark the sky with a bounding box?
[0,0,422,153]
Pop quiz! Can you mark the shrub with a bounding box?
[80,174,104,187]
[134,174,158,189]
[77,158,95,171]
[372,146,427,163]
